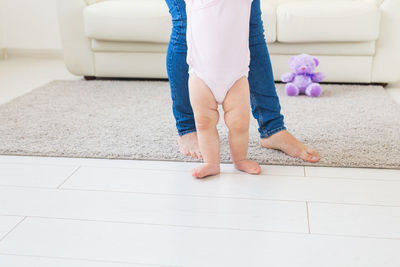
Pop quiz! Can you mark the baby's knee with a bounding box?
[225,112,249,133]
[195,114,218,131]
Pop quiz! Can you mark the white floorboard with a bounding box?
[0,217,399,267]
[0,254,159,267]
[0,216,25,241]
[62,166,400,206]
[0,155,305,177]
[0,162,79,188]
[305,166,400,181]
[0,187,308,233]
[308,202,400,239]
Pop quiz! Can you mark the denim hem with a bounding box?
[178,128,197,137]
[259,126,286,139]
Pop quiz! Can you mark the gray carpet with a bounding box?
[0,80,399,169]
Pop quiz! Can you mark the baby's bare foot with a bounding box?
[192,163,220,178]
[234,159,261,175]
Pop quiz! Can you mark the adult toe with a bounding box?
[190,149,198,159]
[304,147,320,162]
[193,151,201,160]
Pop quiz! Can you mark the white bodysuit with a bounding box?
[185,0,253,104]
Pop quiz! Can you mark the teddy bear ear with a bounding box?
[289,56,296,65]
[313,57,319,67]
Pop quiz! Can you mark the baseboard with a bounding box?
[387,80,400,88]
[2,48,63,59]
[0,48,6,60]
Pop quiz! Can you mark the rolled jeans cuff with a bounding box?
[178,128,197,137]
[259,126,286,139]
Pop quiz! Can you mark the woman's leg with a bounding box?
[249,0,320,162]
[165,0,195,136]
[165,0,202,159]
[248,0,285,138]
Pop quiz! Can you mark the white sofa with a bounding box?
[56,0,400,83]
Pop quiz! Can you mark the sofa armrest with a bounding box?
[56,0,95,76]
[372,0,400,83]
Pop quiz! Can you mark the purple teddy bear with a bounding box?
[281,54,325,97]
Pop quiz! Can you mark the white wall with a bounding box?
[0,0,5,48]
[1,0,62,50]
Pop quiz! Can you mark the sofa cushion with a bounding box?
[84,0,277,44]
[84,0,172,43]
[277,1,381,42]
[261,2,277,43]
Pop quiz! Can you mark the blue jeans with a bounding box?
[165,0,285,138]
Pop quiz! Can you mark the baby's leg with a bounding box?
[188,74,220,178]
[222,76,261,174]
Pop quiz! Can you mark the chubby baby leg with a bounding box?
[188,74,221,178]
[222,76,261,175]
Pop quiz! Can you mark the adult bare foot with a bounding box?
[192,163,220,178]
[260,130,320,163]
[177,131,202,159]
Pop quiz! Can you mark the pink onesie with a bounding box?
[185,0,253,104]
